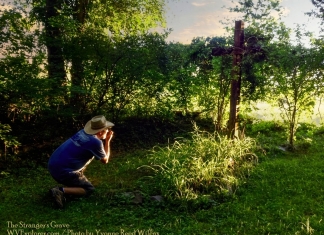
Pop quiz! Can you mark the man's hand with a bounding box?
[100,156,109,164]
[101,130,113,164]
[105,130,114,143]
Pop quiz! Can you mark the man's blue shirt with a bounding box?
[48,130,106,181]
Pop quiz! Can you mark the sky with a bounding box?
[0,0,320,45]
[163,0,322,44]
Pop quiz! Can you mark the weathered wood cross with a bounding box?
[212,20,244,139]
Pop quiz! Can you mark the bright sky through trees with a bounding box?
[164,0,322,44]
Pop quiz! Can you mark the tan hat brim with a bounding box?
[84,120,114,135]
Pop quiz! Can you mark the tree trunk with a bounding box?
[289,106,296,148]
[45,0,66,91]
[228,21,244,139]
[70,0,89,113]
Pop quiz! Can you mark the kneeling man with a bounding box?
[48,115,114,208]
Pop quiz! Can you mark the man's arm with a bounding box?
[101,130,113,164]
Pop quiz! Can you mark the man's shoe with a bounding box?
[50,187,65,208]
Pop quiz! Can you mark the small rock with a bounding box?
[133,191,143,204]
[121,191,143,205]
[278,146,286,151]
[150,195,163,202]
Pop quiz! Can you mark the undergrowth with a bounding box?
[139,125,258,205]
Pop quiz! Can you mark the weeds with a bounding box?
[140,125,258,204]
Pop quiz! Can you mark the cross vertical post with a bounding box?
[228,20,244,139]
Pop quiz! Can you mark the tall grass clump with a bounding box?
[141,125,258,205]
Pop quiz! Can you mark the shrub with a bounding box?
[0,123,20,159]
[249,120,286,135]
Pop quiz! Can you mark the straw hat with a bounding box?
[84,115,114,135]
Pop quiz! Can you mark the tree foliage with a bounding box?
[264,26,324,147]
[229,0,282,20]
[28,0,167,113]
[308,0,324,28]
[0,2,49,123]
[80,32,170,119]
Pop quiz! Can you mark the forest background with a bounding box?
[0,0,324,173]
[1,0,324,156]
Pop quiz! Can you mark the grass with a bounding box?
[1,120,324,234]
[213,154,324,234]
[140,127,258,203]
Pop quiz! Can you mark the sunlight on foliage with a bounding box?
[141,124,258,203]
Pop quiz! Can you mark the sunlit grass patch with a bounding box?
[140,125,258,204]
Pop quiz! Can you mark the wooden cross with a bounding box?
[212,20,244,138]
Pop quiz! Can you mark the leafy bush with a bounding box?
[140,125,258,205]
[249,120,286,135]
[293,123,316,151]
[313,125,324,136]
[0,123,20,158]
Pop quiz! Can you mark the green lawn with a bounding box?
[1,133,324,234]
